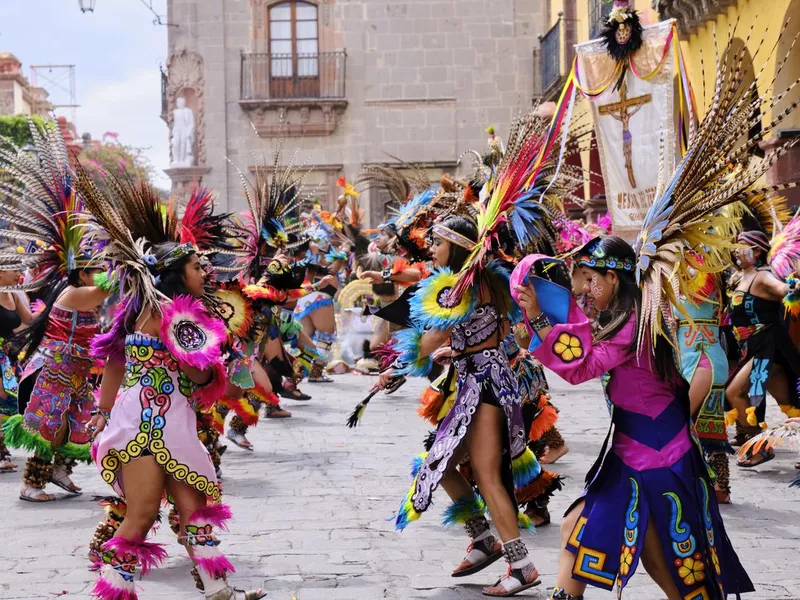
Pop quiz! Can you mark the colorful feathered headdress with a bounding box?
[0,119,94,291]
[450,104,579,299]
[633,27,799,350]
[232,143,309,282]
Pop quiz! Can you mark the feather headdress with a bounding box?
[0,119,93,291]
[76,164,181,327]
[231,142,309,283]
[451,104,580,300]
[179,186,243,255]
[633,25,800,350]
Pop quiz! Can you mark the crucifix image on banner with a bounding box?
[598,81,652,188]
[575,21,681,242]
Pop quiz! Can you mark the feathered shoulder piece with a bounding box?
[409,267,477,330]
[633,28,800,350]
[233,143,308,282]
[0,118,93,291]
[769,211,800,281]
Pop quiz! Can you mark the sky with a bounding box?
[0,0,170,187]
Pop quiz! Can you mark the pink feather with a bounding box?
[769,213,800,280]
[188,503,234,530]
[160,295,227,371]
[102,536,168,575]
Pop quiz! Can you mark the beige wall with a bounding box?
[166,0,547,225]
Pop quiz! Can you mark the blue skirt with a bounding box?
[565,400,754,598]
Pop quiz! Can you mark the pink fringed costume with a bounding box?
[93,331,223,502]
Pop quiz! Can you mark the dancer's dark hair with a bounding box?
[582,236,676,382]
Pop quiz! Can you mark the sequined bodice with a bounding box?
[451,304,500,353]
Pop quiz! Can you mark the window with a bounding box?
[589,0,613,40]
[269,1,319,95]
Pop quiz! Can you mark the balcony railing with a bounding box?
[240,51,346,102]
[539,20,562,97]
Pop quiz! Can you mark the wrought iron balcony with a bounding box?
[539,19,564,100]
[240,51,346,102]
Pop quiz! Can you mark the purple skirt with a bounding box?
[565,399,754,598]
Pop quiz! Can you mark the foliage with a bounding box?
[0,114,48,148]
[77,132,156,188]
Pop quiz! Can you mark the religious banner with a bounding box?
[574,20,689,242]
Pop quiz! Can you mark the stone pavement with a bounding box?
[1,373,799,599]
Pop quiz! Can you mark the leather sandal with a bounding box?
[19,485,56,502]
[737,449,775,468]
[226,430,254,451]
[452,537,503,577]
[482,564,541,597]
[50,464,81,494]
[205,586,267,600]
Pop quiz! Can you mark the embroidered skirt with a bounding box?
[565,399,754,598]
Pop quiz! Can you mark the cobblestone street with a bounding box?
[2,373,799,599]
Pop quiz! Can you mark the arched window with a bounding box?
[269,1,319,97]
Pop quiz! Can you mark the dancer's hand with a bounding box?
[88,413,107,438]
[432,346,453,364]
[360,270,382,283]
[514,283,541,319]
[316,274,338,290]
[377,368,394,389]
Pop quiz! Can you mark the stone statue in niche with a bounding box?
[170,96,196,167]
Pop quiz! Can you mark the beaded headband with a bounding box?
[737,231,770,254]
[576,237,635,272]
[152,242,195,273]
[431,224,475,250]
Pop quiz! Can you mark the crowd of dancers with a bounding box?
[0,21,799,600]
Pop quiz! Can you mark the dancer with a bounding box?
[726,230,800,466]
[0,121,106,502]
[0,263,33,472]
[675,261,733,503]
[82,172,265,600]
[388,215,544,597]
[514,241,753,600]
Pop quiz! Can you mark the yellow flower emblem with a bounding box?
[552,333,583,363]
[619,545,635,577]
[676,554,705,586]
[710,547,721,576]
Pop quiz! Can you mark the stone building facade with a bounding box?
[0,53,52,117]
[163,0,546,224]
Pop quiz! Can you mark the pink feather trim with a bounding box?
[91,572,137,600]
[102,536,168,575]
[194,551,236,579]
[160,295,227,371]
[188,503,233,530]
[192,361,227,411]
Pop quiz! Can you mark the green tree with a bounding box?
[77,131,156,187]
[0,114,47,148]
